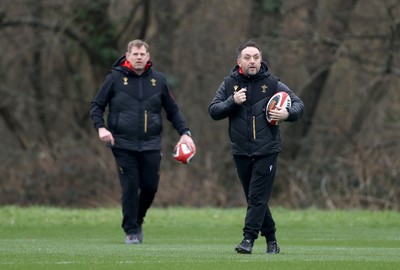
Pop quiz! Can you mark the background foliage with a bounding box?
[0,0,399,209]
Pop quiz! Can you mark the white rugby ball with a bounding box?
[266,91,291,125]
[173,143,195,164]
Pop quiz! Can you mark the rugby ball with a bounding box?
[266,91,291,125]
[173,143,195,164]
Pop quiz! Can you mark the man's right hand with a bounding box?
[234,88,247,104]
[98,127,115,145]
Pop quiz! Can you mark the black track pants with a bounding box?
[233,154,278,242]
[112,148,162,235]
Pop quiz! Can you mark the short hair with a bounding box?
[127,39,149,53]
[237,40,262,59]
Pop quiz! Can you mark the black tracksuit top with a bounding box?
[90,56,189,151]
[208,62,304,156]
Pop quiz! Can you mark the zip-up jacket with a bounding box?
[208,62,304,156]
[90,56,189,151]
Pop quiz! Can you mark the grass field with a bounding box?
[0,206,399,270]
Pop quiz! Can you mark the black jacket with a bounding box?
[208,62,304,156]
[90,56,189,151]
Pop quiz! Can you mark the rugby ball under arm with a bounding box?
[265,91,291,126]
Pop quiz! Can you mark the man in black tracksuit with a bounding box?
[90,39,196,244]
[209,40,304,254]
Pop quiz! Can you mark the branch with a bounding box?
[1,17,101,63]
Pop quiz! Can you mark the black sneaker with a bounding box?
[266,241,280,254]
[235,239,254,254]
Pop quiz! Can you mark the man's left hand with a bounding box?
[268,106,289,122]
[176,134,196,153]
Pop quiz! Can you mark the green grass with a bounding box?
[0,206,399,270]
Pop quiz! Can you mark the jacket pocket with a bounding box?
[108,112,120,133]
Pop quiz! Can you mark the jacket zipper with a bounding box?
[252,116,256,140]
[144,110,148,133]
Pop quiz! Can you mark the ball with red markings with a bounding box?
[173,143,195,164]
[266,91,291,126]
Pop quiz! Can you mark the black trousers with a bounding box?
[233,154,278,242]
[112,148,162,235]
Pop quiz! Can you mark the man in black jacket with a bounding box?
[209,40,304,254]
[91,39,196,244]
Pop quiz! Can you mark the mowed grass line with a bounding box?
[0,206,399,270]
